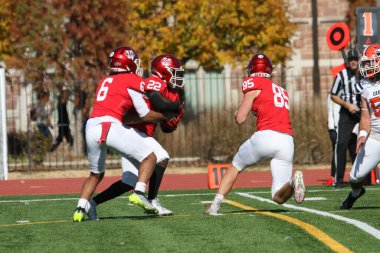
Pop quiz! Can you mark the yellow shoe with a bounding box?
[73,207,86,222]
[129,193,158,214]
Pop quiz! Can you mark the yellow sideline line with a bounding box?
[225,199,353,253]
[0,220,69,228]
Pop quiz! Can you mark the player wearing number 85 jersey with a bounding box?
[73,47,168,221]
[206,54,305,215]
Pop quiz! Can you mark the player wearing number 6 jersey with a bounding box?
[87,54,184,218]
[206,54,306,215]
[340,44,380,209]
[73,46,168,222]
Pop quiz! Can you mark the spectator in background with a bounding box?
[330,48,361,188]
[31,90,53,139]
[326,93,340,186]
[73,83,91,155]
[49,85,74,152]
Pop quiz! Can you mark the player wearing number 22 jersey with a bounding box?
[206,54,305,215]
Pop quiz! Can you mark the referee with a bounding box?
[330,48,361,188]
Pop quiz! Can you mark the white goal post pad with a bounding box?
[0,68,8,180]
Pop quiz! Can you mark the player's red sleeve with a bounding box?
[127,74,145,93]
[241,76,263,94]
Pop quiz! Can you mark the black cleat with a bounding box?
[340,187,366,210]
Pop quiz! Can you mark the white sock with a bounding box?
[135,182,147,193]
[214,194,224,205]
[77,198,89,212]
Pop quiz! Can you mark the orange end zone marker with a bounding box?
[371,169,377,185]
[207,164,231,189]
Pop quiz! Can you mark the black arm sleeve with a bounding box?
[146,91,181,112]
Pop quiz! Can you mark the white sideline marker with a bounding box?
[237,192,380,240]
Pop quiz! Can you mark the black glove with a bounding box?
[328,129,337,144]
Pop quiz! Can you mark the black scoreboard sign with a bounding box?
[356,7,380,53]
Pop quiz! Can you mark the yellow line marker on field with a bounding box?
[0,214,190,228]
[225,199,353,253]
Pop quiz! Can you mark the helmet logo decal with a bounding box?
[258,55,264,58]
[125,50,136,60]
[109,52,114,57]
[161,57,173,67]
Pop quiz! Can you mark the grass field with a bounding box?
[1,185,380,253]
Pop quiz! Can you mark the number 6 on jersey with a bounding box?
[97,77,113,101]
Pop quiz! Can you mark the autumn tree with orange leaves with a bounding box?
[2,0,295,83]
[128,0,295,70]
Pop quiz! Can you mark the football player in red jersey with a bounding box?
[205,54,306,215]
[86,54,185,219]
[73,47,176,222]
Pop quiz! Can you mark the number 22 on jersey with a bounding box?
[146,79,162,91]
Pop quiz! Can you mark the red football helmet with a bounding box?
[109,46,143,76]
[151,54,184,88]
[359,44,380,78]
[246,54,273,78]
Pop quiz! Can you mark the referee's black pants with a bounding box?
[335,110,359,184]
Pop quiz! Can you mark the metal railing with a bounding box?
[5,70,335,172]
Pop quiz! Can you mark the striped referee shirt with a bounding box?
[330,68,361,108]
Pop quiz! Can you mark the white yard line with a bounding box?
[0,192,214,203]
[236,192,380,240]
[244,187,380,194]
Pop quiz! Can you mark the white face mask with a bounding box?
[134,59,143,77]
[359,57,380,78]
[168,67,185,88]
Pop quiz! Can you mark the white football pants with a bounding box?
[350,136,380,183]
[232,130,294,197]
[86,116,154,174]
[121,133,169,187]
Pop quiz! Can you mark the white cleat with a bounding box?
[293,170,306,204]
[150,198,173,216]
[204,203,223,216]
[87,198,98,221]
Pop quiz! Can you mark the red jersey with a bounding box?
[241,76,293,135]
[90,73,144,122]
[128,76,180,136]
